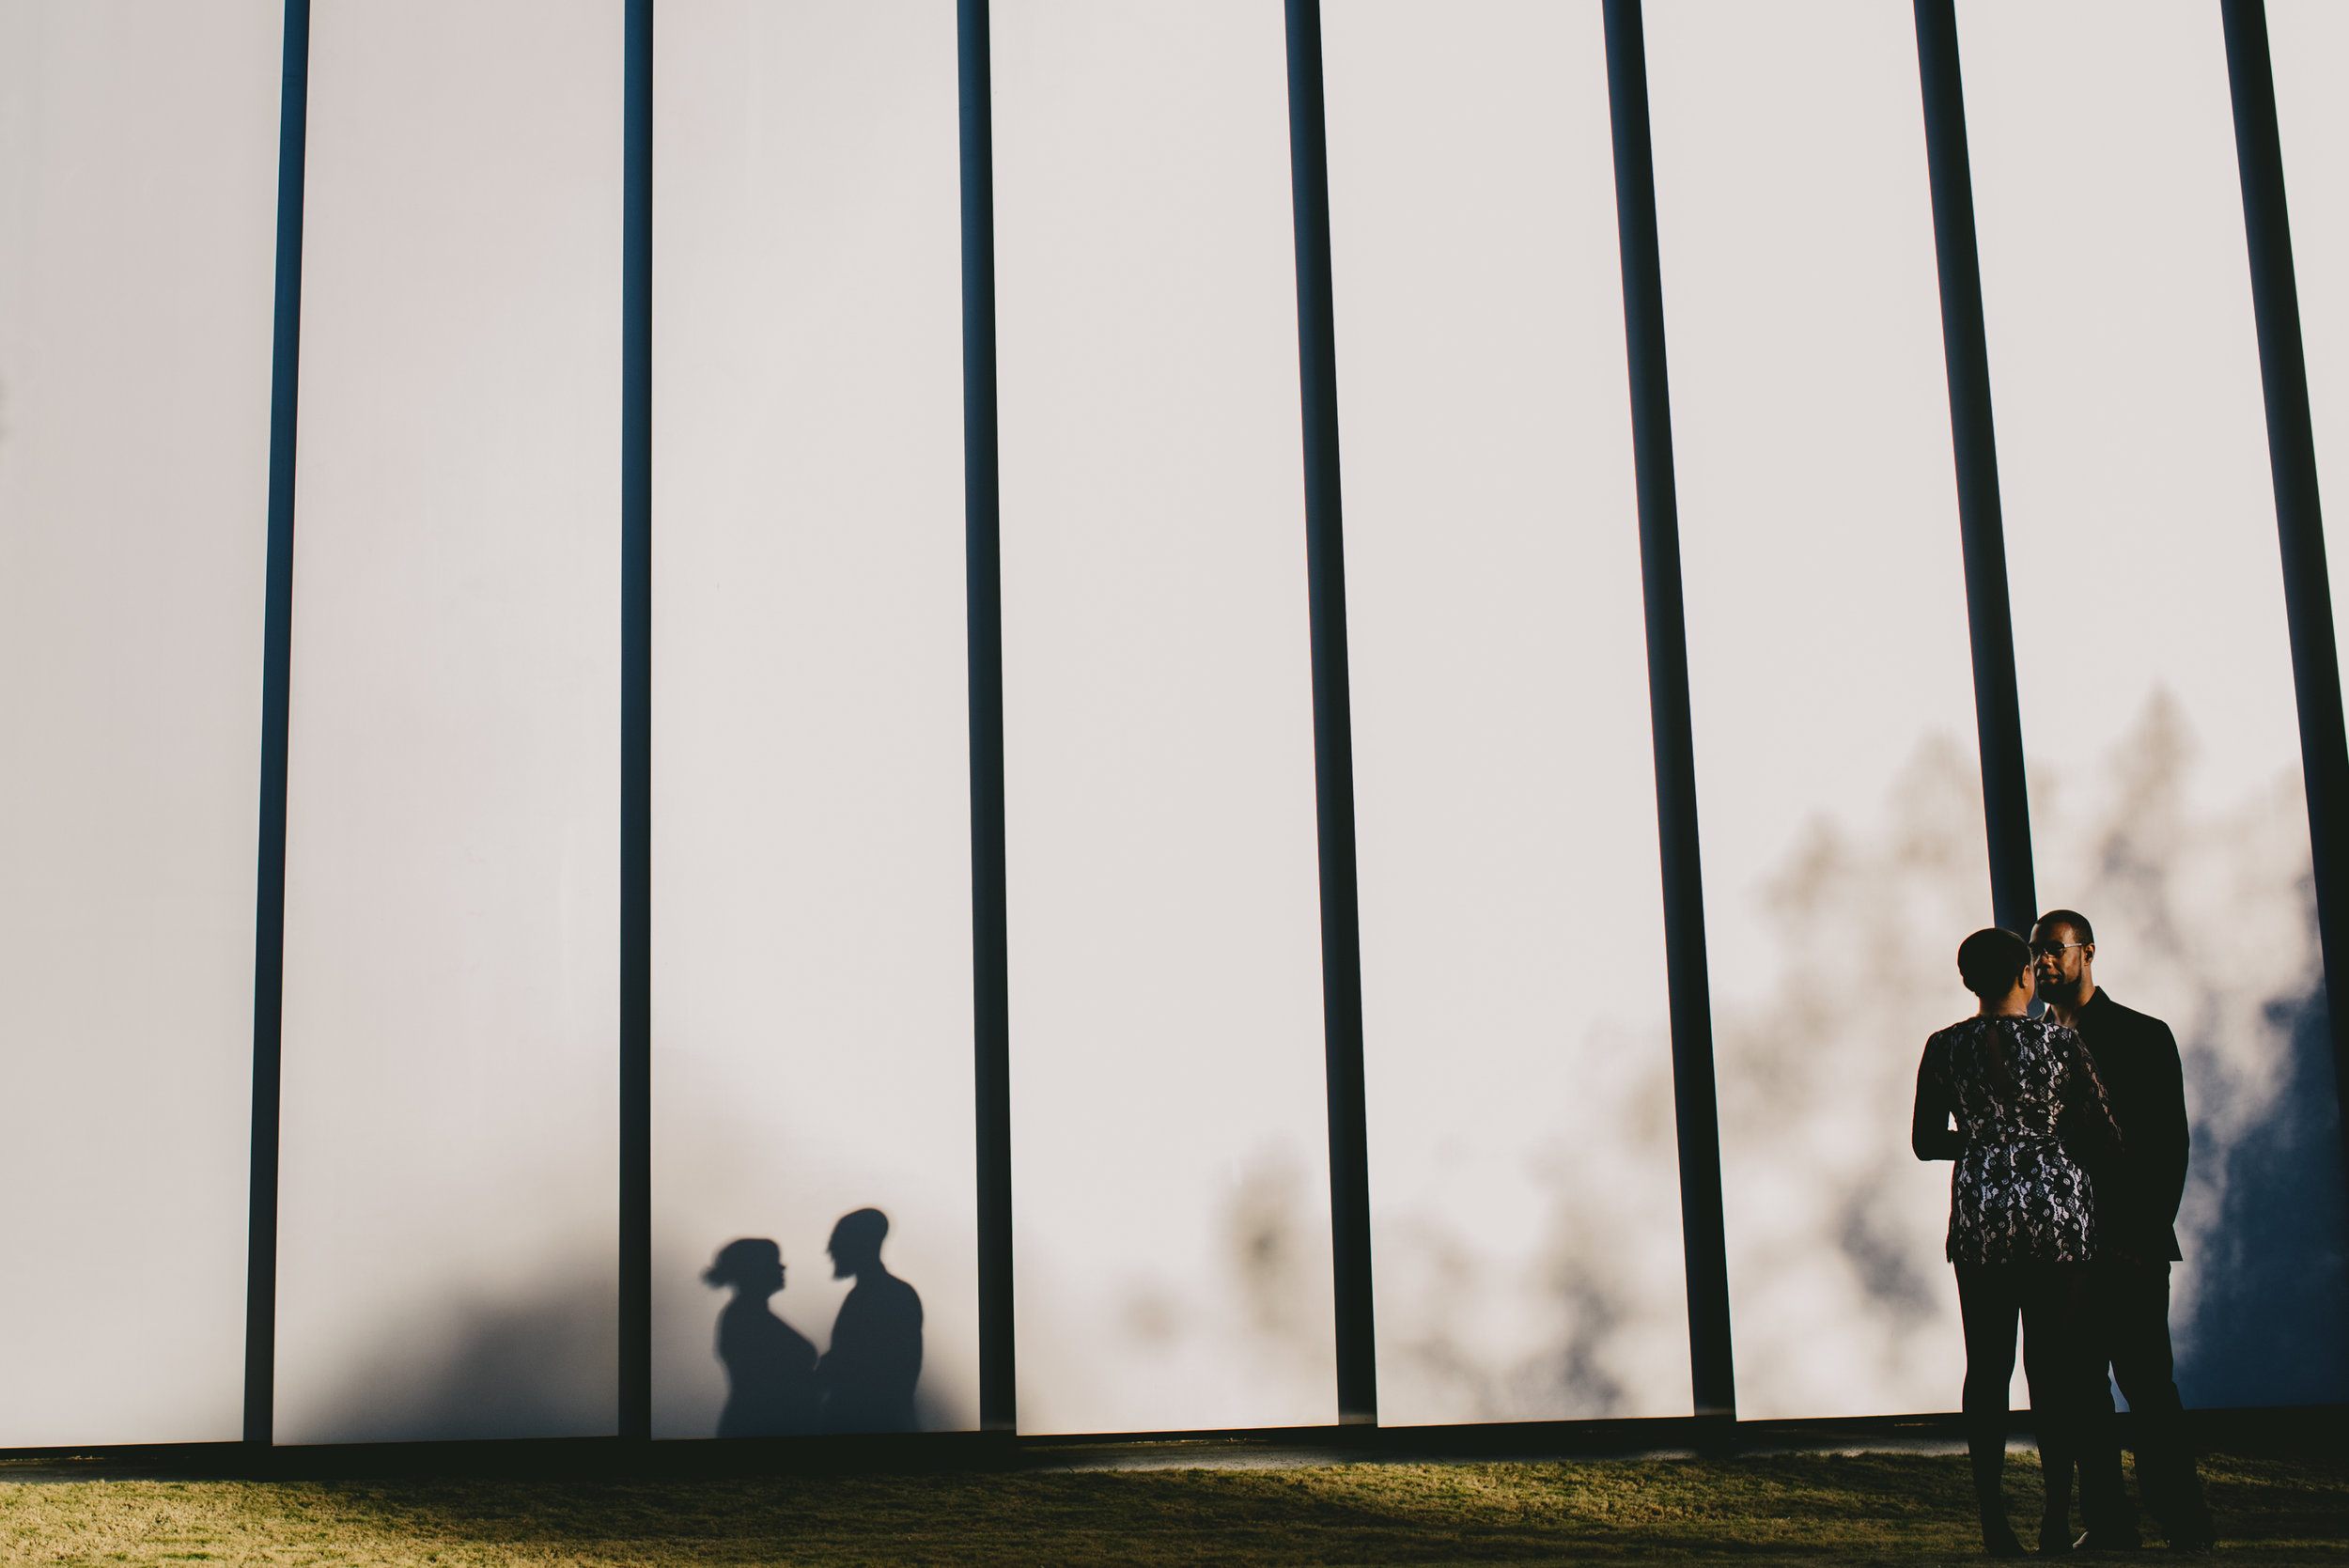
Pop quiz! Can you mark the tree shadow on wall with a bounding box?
[1704,732,1993,1415]
[1349,706,2349,1424]
[291,1265,617,1443]
[2055,691,2349,1408]
[2176,985,2349,1407]
[1064,1151,1336,1432]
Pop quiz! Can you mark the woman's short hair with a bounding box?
[1957,927,2031,999]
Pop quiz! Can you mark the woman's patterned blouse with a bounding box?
[1911,1014,2124,1265]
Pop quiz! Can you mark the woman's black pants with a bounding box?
[1953,1260,2125,1532]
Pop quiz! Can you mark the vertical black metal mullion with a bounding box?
[245,0,311,1455]
[619,0,653,1444]
[960,0,1016,1436]
[1599,0,1735,1426]
[2220,0,2349,1169]
[1282,0,1377,1428]
[1912,0,2037,938]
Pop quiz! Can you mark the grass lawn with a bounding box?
[7,1451,2349,1566]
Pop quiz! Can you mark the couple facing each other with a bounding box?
[704,1206,923,1436]
[1913,911,2216,1557]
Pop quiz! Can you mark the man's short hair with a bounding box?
[2035,908,2095,945]
[1958,927,2032,998]
[832,1207,889,1253]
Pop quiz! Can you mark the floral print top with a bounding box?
[1911,1014,2124,1265]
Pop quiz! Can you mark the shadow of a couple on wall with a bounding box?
[704,1207,922,1436]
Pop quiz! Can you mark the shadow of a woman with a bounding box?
[704,1237,818,1436]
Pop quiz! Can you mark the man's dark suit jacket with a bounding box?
[2070,987,2189,1261]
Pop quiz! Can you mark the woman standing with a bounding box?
[705,1236,820,1436]
[1913,927,2125,1557]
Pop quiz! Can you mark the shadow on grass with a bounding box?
[10,1452,2349,1566]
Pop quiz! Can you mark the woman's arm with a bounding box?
[2057,1028,2125,1167]
[1912,1037,1963,1160]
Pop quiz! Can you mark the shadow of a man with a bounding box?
[817,1207,922,1433]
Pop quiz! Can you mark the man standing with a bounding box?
[817,1207,924,1433]
[2031,909,2216,1550]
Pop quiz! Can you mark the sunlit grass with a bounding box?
[6,1450,2346,1565]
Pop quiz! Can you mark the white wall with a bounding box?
[1966,0,2349,1406]
[992,0,1337,1435]
[649,0,978,1438]
[273,0,623,1443]
[1324,0,1690,1427]
[1649,0,1991,1421]
[0,0,280,1448]
[13,0,2349,1452]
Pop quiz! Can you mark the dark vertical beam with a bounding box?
[959,0,1016,1436]
[1600,0,1735,1425]
[245,0,311,1454]
[619,0,653,1443]
[1912,1,2037,938]
[2221,0,2349,1157]
[1282,0,1377,1428]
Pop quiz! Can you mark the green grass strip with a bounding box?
[5,1451,2346,1566]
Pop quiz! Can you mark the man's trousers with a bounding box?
[2092,1257,2212,1539]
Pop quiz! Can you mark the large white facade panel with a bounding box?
[992,0,1337,1435]
[1322,0,1691,1427]
[1648,0,1991,1420]
[649,0,977,1438]
[1964,0,2349,1405]
[0,0,281,1448]
[274,0,624,1443]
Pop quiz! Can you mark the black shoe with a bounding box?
[1982,1517,2025,1558]
[2039,1518,2075,1555]
[2161,1522,2215,1555]
[2069,1527,2142,1553]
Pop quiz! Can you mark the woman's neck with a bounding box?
[1976,976,2032,1018]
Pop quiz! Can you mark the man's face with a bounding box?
[2030,922,2092,996]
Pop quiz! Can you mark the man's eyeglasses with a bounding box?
[2030,940,2087,958]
